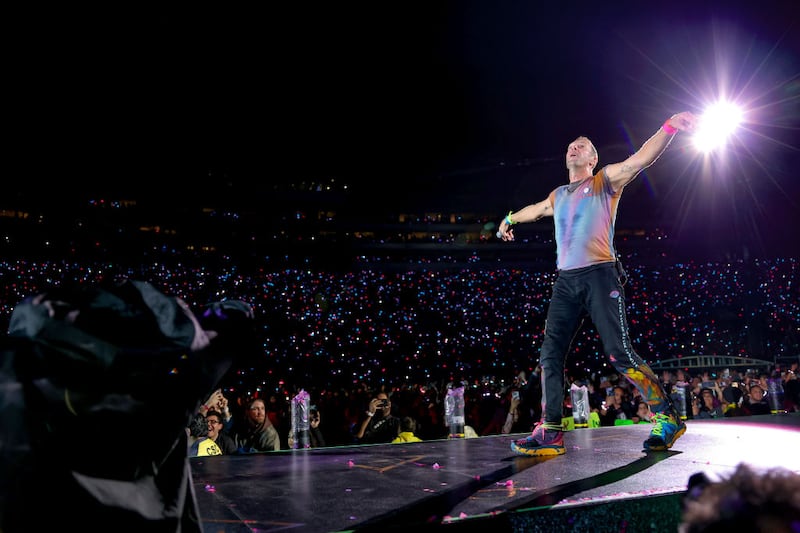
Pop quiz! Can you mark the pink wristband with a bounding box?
[662,120,678,135]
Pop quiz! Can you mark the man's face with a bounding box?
[206,416,222,439]
[565,137,597,172]
[749,386,765,400]
[247,400,267,424]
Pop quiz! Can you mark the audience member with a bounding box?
[721,384,748,417]
[200,389,234,430]
[692,388,724,419]
[679,462,800,532]
[392,416,423,443]
[746,384,772,415]
[188,412,221,457]
[756,372,771,394]
[308,405,326,447]
[633,400,653,423]
[231,397,281,452]
[598,386,634,426]
[205,409,237,454]
[356,392,400,444]
[660,370,676,398]
[512,370,542,424]
[502,390,532,434]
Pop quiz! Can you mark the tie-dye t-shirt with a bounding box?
[548,167,620,271]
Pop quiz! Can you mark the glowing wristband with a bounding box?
[505,211,517,226]
[662,120,678,135]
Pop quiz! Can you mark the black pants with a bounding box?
[538,262,675,425]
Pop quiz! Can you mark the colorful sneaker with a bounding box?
[643,412,686,451]
[510,422,565,456]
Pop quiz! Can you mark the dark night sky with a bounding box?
[11,2,800,254]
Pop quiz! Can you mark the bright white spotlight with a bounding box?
[693,101,743,152]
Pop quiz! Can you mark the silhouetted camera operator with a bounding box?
[1,279,255,533]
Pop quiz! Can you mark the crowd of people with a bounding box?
[2,257,796,390]
[1,256,798,452]
[184,362,799,453]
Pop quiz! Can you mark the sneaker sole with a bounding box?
[510,442,566,456]
[644,424,686,452]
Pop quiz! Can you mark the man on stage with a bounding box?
[496,111,697,456]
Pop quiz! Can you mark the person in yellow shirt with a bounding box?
[188,413,222,457]
[392,416,423,443]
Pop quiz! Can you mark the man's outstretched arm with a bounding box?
[605,111,697,191]
[496,198,554,241]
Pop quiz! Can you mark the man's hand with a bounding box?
[665,111,697,133]
[497,221,514,241]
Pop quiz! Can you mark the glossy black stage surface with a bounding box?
[191,414,800,532]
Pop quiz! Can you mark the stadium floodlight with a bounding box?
[692,101,743,153]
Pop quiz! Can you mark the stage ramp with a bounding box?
[191,413,800,532]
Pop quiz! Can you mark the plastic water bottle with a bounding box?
[445,383,465,439]
[570,383,589,428]
[673,384,688,420]
[291,389,311,448]
[767,378,785,414]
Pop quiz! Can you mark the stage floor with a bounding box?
[191,413,800,532]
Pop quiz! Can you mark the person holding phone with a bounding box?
[503,389,531,434]
[355,392,400,444]
[199,388,233,430]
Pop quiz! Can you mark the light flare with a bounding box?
[693,101,744,152]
